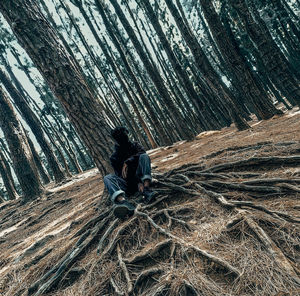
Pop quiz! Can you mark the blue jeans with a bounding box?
[104,153,152,202]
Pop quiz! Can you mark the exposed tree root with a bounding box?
[155,180,199,195]
[200,155,300,173]
[24,148,300,296]
[97,218,118,254]
[185,171,231,179]
[99,216,137,260]
[141,282,169,296]
[133,267,164,293]
[117,244,133,294]
[204,179,284,193]
[200,141,298,161]
[190,182,300,224]
[72,209,111,238]
[162,209,193,230]
[228,200,300,224]
[225,214,245,231]
[242,178,300,185]
[142,194,169,210]
[135,205,241,277]
[277,182,300,193]
[110,277,123,296]
[124,239,172,264]
[28,213,111,296]
[164,141,299,177]
[243,215,300,284]
[179,280,198,296]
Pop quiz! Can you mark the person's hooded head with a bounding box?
[111,126,130,146]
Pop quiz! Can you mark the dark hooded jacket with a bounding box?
[110,141,145,185]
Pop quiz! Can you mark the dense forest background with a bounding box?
[0,1,300,296]
[0,0,299,202]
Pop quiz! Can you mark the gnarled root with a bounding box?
[124,239,172,264]
[135,206,241,278]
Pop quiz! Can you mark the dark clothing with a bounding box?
[104,153,152,202]
[110,141,145,181]
[105,141,149,201]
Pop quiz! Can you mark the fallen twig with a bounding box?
[117,244,133,294]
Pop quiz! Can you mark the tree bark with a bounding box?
[275,0,300,42]
[41,0,119,126]
[25,130,51,185]
[97,38,158,149]
[0,0,114,176]
[104,17,181,141]
[71,0,165,148]
[164,0,250,130]
[140,0,204,115]
[39,0,81,64]
[104,0,196,140]
[138,18,205,134]
[0,68,66,182]
[63,125,92,171]
[8,49,88,175]
[0,86,43,201]
[266,0,300,75]
[199,0,282,119]
[230,0,300,106]
[0,149,18,200]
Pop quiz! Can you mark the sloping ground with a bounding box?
[0,108,299,296]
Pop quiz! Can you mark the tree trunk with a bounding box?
[59,0,157,149]
[42,0,120,126]
[53,115,83,174]
[67,131,92,171]
[80,32,150,149]
[0,53,31,105]
[138,18,204,134]
[0,192,5,203]
[0,149,18,200]
[25,130,51,185]
[164,0,250,130]
[124,0,155,66]
[98,38,158,149]
[199,0,282,119]
[104,0,195,140]
[0,86,43,201]
[0,0,114,176]
[39,0,81,64]
[230,0,300,106]
[104,17,181,140]
[9,47,95,173]
[275,0,300,42]
[71,0,165,147]
[0,138,13,168]
[140,0,204,115]
[282,0,300,24]
[267,0,300,75]
[0,68,66,182]
[107,7,186,141]
[192,1,230,78]
[95,2,172,145]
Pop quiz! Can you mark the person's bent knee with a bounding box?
[139,153,150,160]
[104,173,114,184]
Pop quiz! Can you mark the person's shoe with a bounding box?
[113,200,135,218]
[142,187,158,204]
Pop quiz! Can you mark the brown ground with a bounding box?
[0,108,299,296]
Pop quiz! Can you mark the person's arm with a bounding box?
[125,142,146,165]
[110,153,123,176]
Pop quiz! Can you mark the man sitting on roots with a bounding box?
[104,126,158,218]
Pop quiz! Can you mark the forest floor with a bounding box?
[0,107,300,296]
